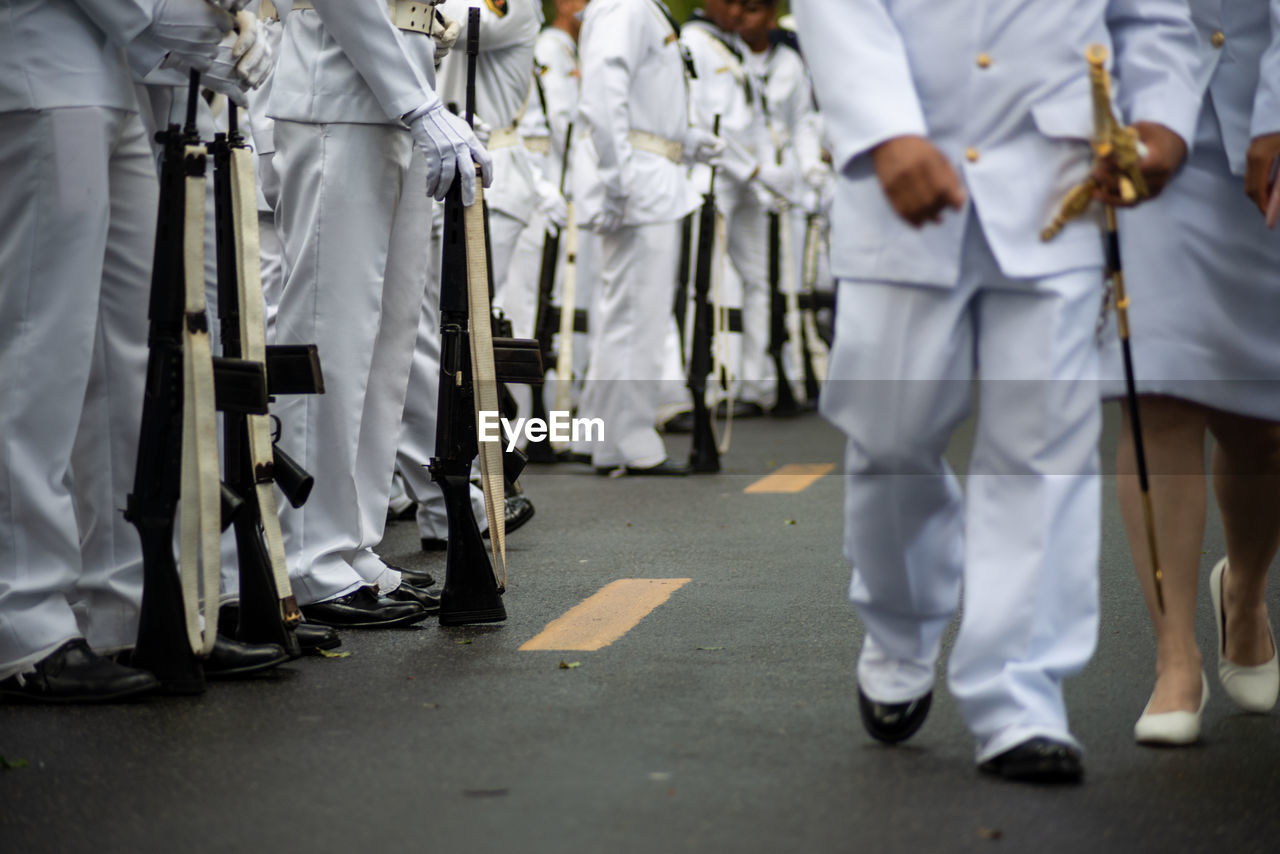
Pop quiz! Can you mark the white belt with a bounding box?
[488,126,522,151]
[628,130,683,164]
[291,0,436,35]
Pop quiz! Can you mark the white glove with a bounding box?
[200,13,274,103]
[406,100,494,206]
[206,0,251,11]
[472,115,493,147]
[684,127,726,166]
[599,194,626,233]
[755,160,801,206]
[144,0,235,73]
[431,10,462,65]
[534,177,568,229]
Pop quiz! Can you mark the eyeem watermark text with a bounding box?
[478,411,604,452]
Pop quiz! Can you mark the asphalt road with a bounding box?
[2,405,1278,853]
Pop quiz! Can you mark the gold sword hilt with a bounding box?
[1042,44,1149,241]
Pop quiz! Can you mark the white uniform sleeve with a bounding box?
[1106,0,1202,145]
[309,0,437,120]
[789,0,927,172]
[579,0,644,203]
[1251,0,1280,139]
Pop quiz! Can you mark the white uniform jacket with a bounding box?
[269,0,437,125]
[529,25,580,190]
[573,0,700,227]
[682,14,765,185]
[0,0,170,112]
[1190,0,1280,175]
[792,0,1202,288]
[746,39,820,185]
[436,0,541,220]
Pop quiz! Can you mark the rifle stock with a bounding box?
[687,116,722,473]
[126,74,207,694]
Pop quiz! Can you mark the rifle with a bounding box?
[687,115,722,473]
[527,123,576,463]
[430,8,542,625]
[211,104,324,657]
[767,209,801,415]
[127,72,226,693]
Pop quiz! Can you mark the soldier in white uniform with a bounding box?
[0,0,237,700]
[573,0,722,475]
[395,0,543,553]
[531,0,600,413]
[794,0,1200,781]
[1107,0,1280,746]
[268,0,490,626]
[682,0,789,417]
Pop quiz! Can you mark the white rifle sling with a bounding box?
[778,204,806,404]
[229,146,294,606]
[710,209,734,453]
[180,148,221,657]
[463,179,507,586]
[800,215,830,383]
[552,206,578,418]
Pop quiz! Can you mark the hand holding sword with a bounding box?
[1043,44,1190,614]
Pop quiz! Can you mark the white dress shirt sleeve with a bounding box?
[789,0,927,172]
[1251,0,1280,139]
[1106,0,1203,145]
[309,0,437,120]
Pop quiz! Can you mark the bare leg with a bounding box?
[1117,395,1209,713]
[1206,409,1280,667]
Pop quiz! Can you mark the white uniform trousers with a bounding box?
[272,120,432,604]
[821,218,1102,763]
[0,107,155,677]
[397,205,488,540]
[724,186,772,407]
[492,207,539,421]
[578,221,681,468]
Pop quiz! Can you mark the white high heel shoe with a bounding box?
[1211,557,1279,713]
[1134,671,1209,745]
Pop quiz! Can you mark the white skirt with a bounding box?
[1099,101,1280,421]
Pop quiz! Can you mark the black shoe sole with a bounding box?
[205,652,292,681]
[0,682,160,704]
[300,609,432,630]
[858,688,932,744]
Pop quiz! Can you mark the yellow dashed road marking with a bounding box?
[743,463,835,494]
[519,578,691,651]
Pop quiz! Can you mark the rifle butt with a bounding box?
[130,530,205,694]
[437,475,507,625]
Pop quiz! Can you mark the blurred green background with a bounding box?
[540,0,791,26]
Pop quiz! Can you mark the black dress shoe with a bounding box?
[482,493,536,537]
[597,459,692,477]
[301,586,430,629]
[387,581,441,612]
[661,411,695,434]
[419,537,448,554]
[203,634,289,680]
[857,686,932,744]
[0,639,158,703]
[402,563,440,589]
[978,737,1084,784]
[294,623,342,655]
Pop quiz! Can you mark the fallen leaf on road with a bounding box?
[1,756,29,770]
[696,646,725,651]
[456,639,474,645]
[976,827,1003,840]
[784,519,797,526]
[316,649,351,659]
[559,660,581,669]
